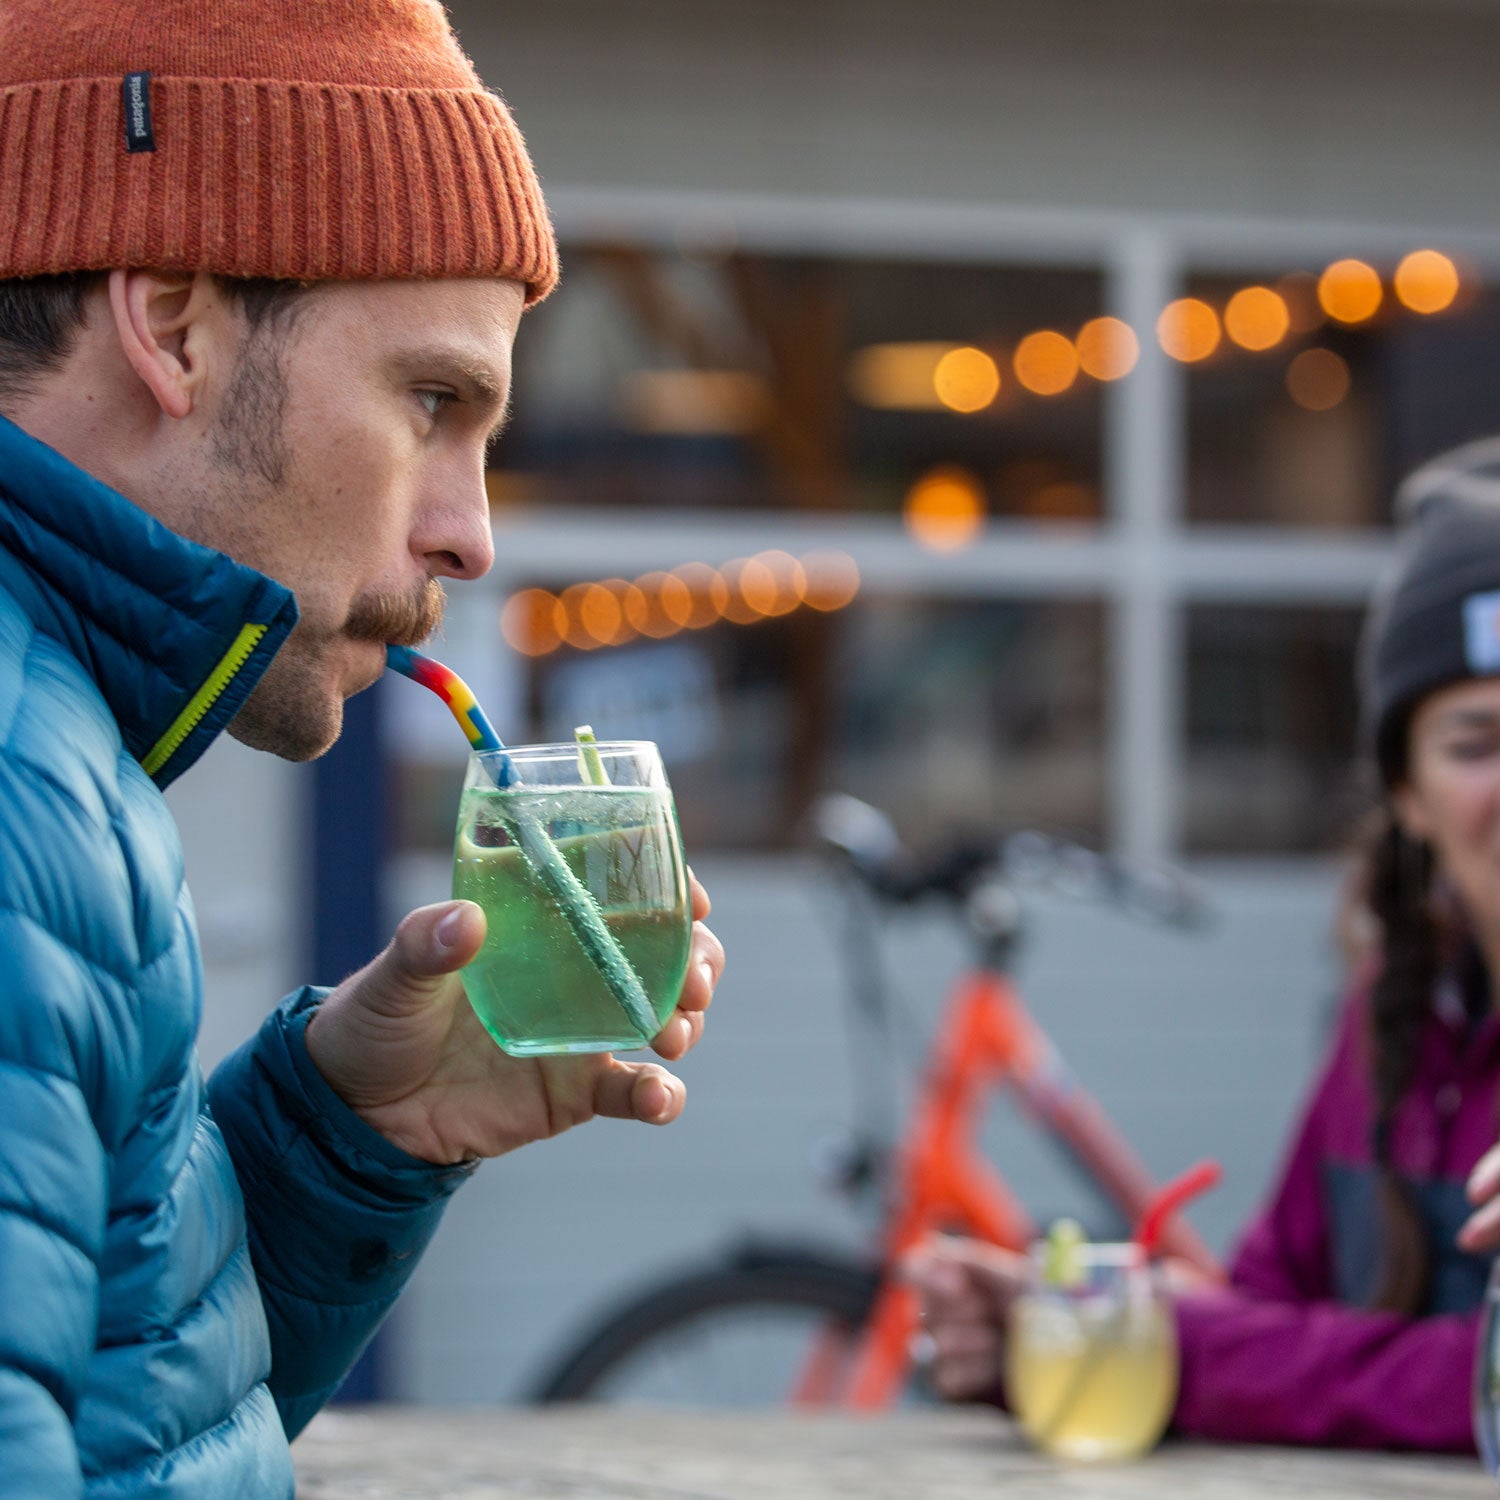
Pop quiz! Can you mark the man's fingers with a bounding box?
[393,900,486,976]
[592,1060,685,1125]
[342,901,485,1021]
[689,869,711,921]
[651,1007,705,1061]
[676,923,725,1015]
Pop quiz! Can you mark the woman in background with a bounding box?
[912,439,1500,1451]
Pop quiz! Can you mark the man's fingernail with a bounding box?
[698,961,715,992]
[434,905,465,954]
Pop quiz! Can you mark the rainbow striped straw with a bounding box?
[384,645,658,1039]
[385,643,514,780]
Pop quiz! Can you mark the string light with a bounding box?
[1224,286,1290,352]
[1157,298,1221,363]
[1285,348,1351,411]
[1075,317,1139,381]
[1013,330,1079,396]
[669,562,730,628]
[904,466,986,551]
[499,587,562,657]
[801,551,861,611]
[1318,259,1382,324]
[1394,250,1460,315]
[932,346,1001,413]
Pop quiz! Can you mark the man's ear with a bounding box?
[107,269,221,421]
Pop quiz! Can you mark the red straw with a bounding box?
[1133,1160,1223,1256]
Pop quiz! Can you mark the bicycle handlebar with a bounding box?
[810,793,1209,930]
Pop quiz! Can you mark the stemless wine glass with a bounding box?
[451,740,691,1055]
[1007,1241,1179,1463]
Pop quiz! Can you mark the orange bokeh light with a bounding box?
[1223,286,1290,352]
[500,588,562,657]
[1075,317,1139,381]
[1013,330,1079,396]
[1157,299,1221,363]
[737,557,780,616]
[800,551,861,611]
[751,550,807,616]
[932,346,1001,413]
[1285,348,1351,412]
[595,579,640,646]
[903,466,986,551]
[625,572,683,639]
[578,583,623,647]
[1318,259,1382,324]
[556,582,603,650]
[658,573,694,629]
[1394,250,1460,315]
[669,562,730,628]
[718,559,765,624]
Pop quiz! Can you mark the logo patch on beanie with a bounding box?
[1463,591,1500,673]
[122,73,156,154]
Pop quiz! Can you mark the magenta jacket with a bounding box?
[1173,984,1499,1451]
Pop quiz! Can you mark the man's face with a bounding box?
[169,276,525,760]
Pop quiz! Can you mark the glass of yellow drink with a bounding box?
[452,740,691,1056]
[1007,1240,1178,1462]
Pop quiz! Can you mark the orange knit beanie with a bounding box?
[0,0,558,301]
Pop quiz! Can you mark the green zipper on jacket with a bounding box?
[141,623,269,778]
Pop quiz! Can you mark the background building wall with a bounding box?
[455,0,1500,237]
[170,0,1498,1405]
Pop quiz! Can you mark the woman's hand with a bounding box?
[1460,1143,1500,1253]
[904,1236,1030,1402]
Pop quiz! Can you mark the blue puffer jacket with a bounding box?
[0,415,474,1498]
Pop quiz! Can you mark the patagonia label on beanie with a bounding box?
[122,72,155,154]
[1464,591,1500,673]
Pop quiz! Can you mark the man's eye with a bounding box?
[416,389,457,419]
[1446,739,1498,761]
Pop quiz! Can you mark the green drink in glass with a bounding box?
[453,739,691,1055]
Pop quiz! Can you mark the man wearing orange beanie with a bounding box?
[0,4,724,1496]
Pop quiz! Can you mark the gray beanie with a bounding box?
[1363,437,1500,784]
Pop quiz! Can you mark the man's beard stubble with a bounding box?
[211,310,449,760]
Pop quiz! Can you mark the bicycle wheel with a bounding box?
[530,1245,884,1407]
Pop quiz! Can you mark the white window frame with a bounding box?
[472,187,1500,860]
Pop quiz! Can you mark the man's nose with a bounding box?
[417,469,495,582]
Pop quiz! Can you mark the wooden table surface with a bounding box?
[294,1407,1495,1499]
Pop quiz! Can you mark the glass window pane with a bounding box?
[497,246,1105,525]
[393,596,1108,854]
[1183,604,1365,854]
[1183,264,1500,528]
[829,597,1106,849]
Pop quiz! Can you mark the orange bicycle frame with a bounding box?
[797,968,1221,1408]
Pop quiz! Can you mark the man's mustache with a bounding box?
[344,580,447,647]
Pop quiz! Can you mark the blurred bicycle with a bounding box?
[531,794,1220,1407]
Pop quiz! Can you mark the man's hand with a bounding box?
[303,873,724,1165]
[904,1236,1029,1402]
[1461,1143,1500,1253]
